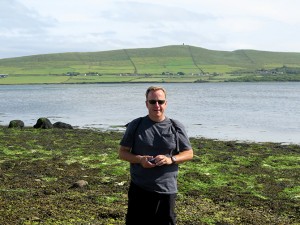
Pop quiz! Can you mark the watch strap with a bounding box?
[171,156,177,164]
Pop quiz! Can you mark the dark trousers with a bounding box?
[126,182,177,225]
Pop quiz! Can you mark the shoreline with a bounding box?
[1,80,300,86]
[1,125,299,146]
[1,125,299,224]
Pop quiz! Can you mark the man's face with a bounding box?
[146,90,167,121]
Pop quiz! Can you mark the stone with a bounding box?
[69,180,88,189]
[33,118,53,129]
[53,122,73,129]
[8,120,24,128]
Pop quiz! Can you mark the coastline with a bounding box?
[2,82,299,146]
[1,124,299,146]
[0,126,299,224]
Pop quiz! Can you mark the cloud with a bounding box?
[0,0,300,58]
[0,0,54,31]
[100,1,214,22]
[0,0,57,57]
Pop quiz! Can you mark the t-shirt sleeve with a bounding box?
[173,119,192,151]
[120,118,141,148]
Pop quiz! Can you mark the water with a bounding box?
[0,82,299,144]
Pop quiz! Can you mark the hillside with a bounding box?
[1,45,300,84]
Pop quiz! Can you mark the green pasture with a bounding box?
[65,75,135,83]
[1,45,300,84]
[0,75,70,84]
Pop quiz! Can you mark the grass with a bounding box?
[0,126,299,224]
[0,75,70,84]
[1,45,300,84]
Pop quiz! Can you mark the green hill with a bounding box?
[1,45,300,84]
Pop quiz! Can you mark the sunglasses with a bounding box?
[148,100,166,105]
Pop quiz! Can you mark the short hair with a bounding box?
[145,86,167,99]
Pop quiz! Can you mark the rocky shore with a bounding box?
[0,126,299,224]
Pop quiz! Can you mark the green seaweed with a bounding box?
[0,126,299,224]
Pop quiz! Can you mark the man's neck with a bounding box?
[148,115,166,122]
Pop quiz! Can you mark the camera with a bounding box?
[148,158,156,164]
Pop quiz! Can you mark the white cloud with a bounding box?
[0,0,300,58]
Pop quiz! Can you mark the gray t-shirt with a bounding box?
[120,116,192,194]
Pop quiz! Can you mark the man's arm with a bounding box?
[171,149,193,164]
[119,145,143,163]
[119,145,156,168]
[143,149,193,167]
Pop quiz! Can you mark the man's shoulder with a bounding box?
[168,118,184,130]
[126,116,145,127]
[125,116,149,133]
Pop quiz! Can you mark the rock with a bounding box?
[33,118,53,129]
[8,120,24,128]
[31,216,41,222]
[53,122,73,129]
[69,180,88,189]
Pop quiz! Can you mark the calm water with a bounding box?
[0,82,299,144]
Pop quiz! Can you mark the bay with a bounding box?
[0,82,299,144]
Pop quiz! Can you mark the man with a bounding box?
[119,86,193,225]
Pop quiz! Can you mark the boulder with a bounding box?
[69,180,88,189]
[53,122,73,129]
[8,120,24,128]
[33,118,53,129]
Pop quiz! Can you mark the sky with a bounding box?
[1,0,300,59]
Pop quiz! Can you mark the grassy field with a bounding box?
[0,73,240,84]
[1,73,300,84]
[0,126,299,224]
[1,45,300,84]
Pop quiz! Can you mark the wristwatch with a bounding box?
[171,156,177,164]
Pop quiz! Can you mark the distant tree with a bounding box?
[65,72,79,76]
